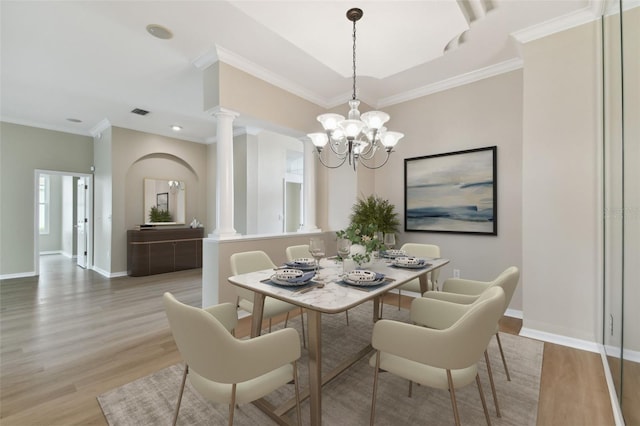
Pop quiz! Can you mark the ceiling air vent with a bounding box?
[131,108,150,116]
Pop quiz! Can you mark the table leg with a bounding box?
[307,310,322,425]
[419,272,428,294]
[251,293,266,338]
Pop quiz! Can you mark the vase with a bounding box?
[350,244,373,268]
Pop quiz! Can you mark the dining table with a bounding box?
[227,255,450,425]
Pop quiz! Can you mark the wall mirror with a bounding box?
[143,178,186,225]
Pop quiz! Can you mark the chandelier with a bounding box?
[307,8,403,170]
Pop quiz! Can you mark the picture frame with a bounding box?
[404,146,497,235]
[156,192,169,212]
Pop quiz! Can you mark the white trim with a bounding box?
[511,6,601,44]
[599,344,626,426]
[39,250,62,256]
[505,308,523,319]
[90,118,111,137]
[377,58,523,108]
[0,271,36,280]
[214,45,330,108]
[0,116,92,137]
[604,344,640,364]
[91,266,127,278]
[519,327,600,353]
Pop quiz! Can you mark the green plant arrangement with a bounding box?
[149,206,173,222]
[348,195,400,234]
[336,195,400,266]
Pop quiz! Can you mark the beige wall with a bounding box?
[0,122,93,276]
[521,21,601,342]
[373,70,524,312]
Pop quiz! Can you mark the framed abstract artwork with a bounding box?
[404,146,497,235]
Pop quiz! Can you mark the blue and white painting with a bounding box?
[405,147,497,235]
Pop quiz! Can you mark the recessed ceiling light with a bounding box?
[67,118,82,123]
[171,125,182,132]
[146,24,173,40]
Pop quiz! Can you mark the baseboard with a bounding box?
[39,250,62,255]
[505,308,523,319]
[598,345,626,426]
[92,266,127,278]
[604,344,640,364]
[0,271,37,280]
[519,327,600,353]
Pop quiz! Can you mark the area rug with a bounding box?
[98,303,543,425]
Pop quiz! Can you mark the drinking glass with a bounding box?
[309,238,326,273]
[337,238,352,273]
[383,233,396,250]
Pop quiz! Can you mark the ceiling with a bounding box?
[1,1,603,143]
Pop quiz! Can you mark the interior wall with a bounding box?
[521,20,601,342]
[0,122,93,277]
[374,70,524,312]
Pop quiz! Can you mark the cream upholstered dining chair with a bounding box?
[379,243,440,315]
[230,250,305,344]
[163,292,302,426]
[422,266,520,382]
[369,287,505,426]
[285,244,350,326]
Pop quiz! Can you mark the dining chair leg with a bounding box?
[370,351,381,426]
[269,318,272,333]
[484,350,501,417]
[172,364,188,426]
[299,308,307,349]
[228,383,237,426]
[475,373,492,426]
[293,360,302,426]
[446,369,461,426]
[495,333,511,381]
[408,380,413,397]
[397,289,401,311]
[345,310,349,326]
[284,312,290,328]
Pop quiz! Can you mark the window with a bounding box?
[39,175,50,235]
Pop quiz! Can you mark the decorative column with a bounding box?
[211,107,240,239]
[301,139,320,232]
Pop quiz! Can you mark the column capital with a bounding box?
[207,106,240,120]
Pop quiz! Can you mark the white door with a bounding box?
[76,177,87,268]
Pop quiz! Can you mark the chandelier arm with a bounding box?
[327,137,349,157]
[316,150,348,169]
[358,151,393,170]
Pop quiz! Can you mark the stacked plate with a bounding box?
[271,269,315,286]
[342,270,386,287]
[380,249,407,259]
[284,257,316,271]
[392,256,429,269]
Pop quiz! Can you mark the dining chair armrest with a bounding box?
[232,328,301,381]
[441,278,490,295]
[410,297,471,329]
[204,302,238,334]
[372,319,466,370]
[422,291,478,305]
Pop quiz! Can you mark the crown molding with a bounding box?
[90,118,111,136]
[214,45,331,108]
[377,58,523,108]
[1,116,93,137]
[512,5,602,44]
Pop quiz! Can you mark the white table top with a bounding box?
[227,256,450,314]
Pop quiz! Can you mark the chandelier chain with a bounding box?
[352,18,357,100]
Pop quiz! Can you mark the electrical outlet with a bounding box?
[453,269,460,278]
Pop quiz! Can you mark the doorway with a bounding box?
[34,170,93,275]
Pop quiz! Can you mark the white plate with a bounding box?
[392,261,431,269]
[285,262,316,271]
[381,250,406,259]
[342,276,387,287]
[270,274,314,286]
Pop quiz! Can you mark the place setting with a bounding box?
[389,256,432,270]
[260,268,320,293]
[339,269,394,292]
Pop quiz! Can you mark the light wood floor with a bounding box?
[0,255,615,425]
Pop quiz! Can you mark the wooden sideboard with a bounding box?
[127,227,204,277]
